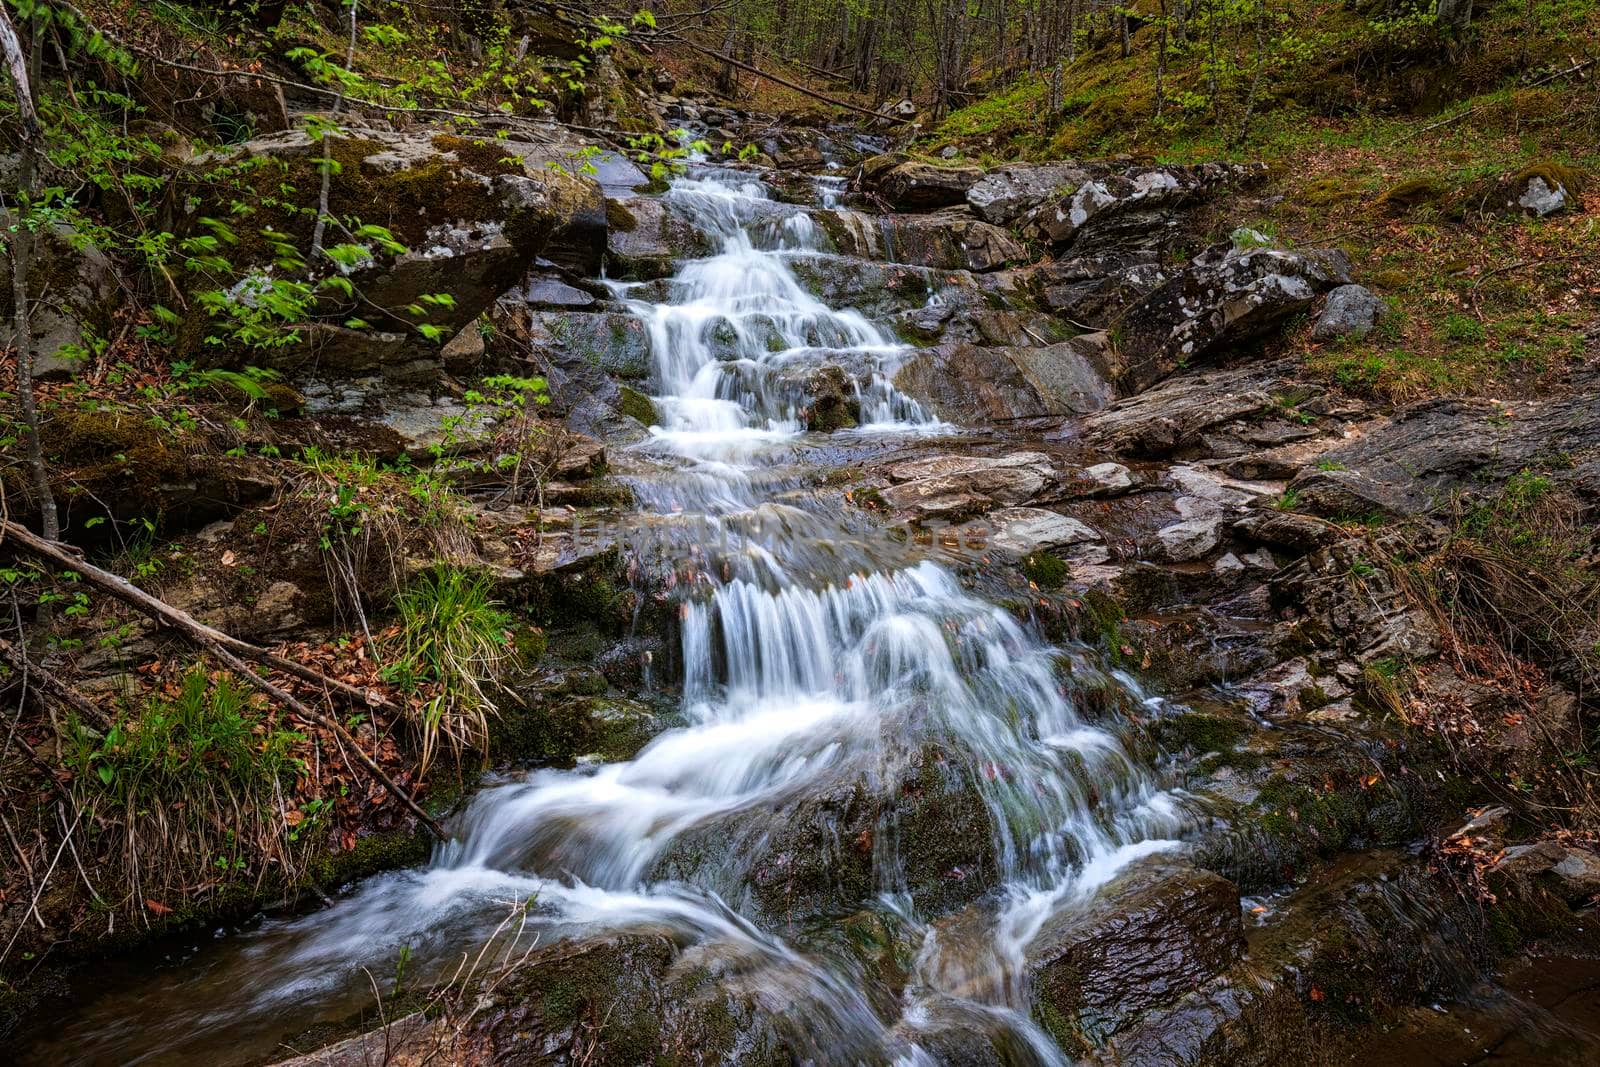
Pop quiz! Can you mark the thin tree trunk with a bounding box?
[311,0,359,260]
[1154,0,1169,120]
[1,6,59,545]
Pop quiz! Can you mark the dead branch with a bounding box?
[0,519,447,840]
[0,636,115,730]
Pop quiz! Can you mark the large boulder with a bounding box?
[875,451,1058,520]
[188,127,605,378]
[1020,163,1264,254]
[0,217,119,380]
[1081,362,1283,458]
[893,336,1115,423]
[1028,252,1170,326]
[966,162,1096,225]
[652,743,998,930]
[1109,242,1352,395]
[1027,863,1245,1051]
[817,208,1025,272]
[1313,283,1385,341]
[1287,383,1600,518]
[857,153,984,211]
[604,195,712,279]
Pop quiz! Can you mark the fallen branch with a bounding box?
[0,636,114,730]
[1391,58,1597,144]
[0,520,447,840]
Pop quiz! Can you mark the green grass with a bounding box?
[63,666,311,893]
[383,567,518,773]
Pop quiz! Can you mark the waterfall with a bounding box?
[29,166,1192,1067]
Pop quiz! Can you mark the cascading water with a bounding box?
[23,166,1192,1067]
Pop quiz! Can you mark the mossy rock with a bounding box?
[1376,178,1444,211]
[494,693,662,765]
[617,384,658,426]
[1511,160,1585,195]
[1155,710,1252,755]
[605,197,638,232]
[1022,551,1070,591]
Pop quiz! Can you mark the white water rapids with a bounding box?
[29,167,1194,1066]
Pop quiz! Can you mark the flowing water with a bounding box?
[20,167,1194,1066]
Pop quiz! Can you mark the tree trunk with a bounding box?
[1,6,59,545]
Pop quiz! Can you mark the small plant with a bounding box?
[383,568,518,773]
[1274,488,1301,511]
[63,667,308,901]
[1314,459,1347,471]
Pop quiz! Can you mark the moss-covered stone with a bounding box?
[1022,551,1070,591]
[617,383,658,426]
[605,197,638,232]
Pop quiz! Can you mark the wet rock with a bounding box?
[467,930,684,1062]
[1081,462,1140,497]
[1099,853,1487,1066]
[893,336,1114,423]
[532,309,654,379]
[653,744,997,929]
[521,270,598,309]
[857,153,984,211]
[879,452,1057,519]
[1312,283,1384,341]
[1,216,118,380]
[604,195,711,279]
[1110,243,1351,394]
[1028,863,1245,1049]
[983,507,1107,561]
[802,364,861,431]
[500,693,662,764]
[1496,843,1600,907]
[966,162,1095,225]
[1287,382,1600,517]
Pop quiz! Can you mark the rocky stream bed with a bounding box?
[11,98,1600,1066]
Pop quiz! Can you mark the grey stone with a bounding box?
[893,335,1114,424]
[965,162,1094,225]
[1155,516,1225,562]
[1110,244,1352,394]
[1082,462,1138,496]
[984,507,1106,560]
[1312,284,1385,341]
[1288,379,1600,517]
[878,452,1056,519]
[1514,175,1569,218]
[857,154,983,211]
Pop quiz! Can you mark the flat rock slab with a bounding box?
[1028,862,1245,1048]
